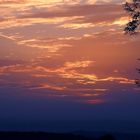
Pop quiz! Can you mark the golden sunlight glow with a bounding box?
[113,17,130,25]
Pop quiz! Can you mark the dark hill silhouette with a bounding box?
[0,132,117,140]
[99,134,116,140]
[0,132,96,140]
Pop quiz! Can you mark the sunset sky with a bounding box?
[0,0,140,131]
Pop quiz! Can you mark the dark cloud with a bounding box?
[19,4,126,24]
[0,59,25,66]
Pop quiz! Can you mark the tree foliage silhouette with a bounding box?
[135,59,140,87]
[123,1,140,87]
[124,0,140,34]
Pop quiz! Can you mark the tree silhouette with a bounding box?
[135,59,140,87]
[123,1,140,87]
[124,0,140,34]
[99,134,116,140]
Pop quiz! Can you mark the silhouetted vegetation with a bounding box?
[135,59,140,87]
[0,132,94,140]
[124,0,140,34]
[123,1,140,86]
[0,132,118,140]
[99,134,116,140]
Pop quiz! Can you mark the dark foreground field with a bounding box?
[0,132,115,140]
[1,131,140,140]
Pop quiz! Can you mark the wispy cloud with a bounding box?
[0,0,139,105]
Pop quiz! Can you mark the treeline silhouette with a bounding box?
[0,132,116,140]
[135,59,140,87]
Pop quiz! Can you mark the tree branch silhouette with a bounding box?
[135,59,140,87]
[124,0,140,34]
[123,1,140,87]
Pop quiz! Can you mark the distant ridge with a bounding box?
[0,132,97,140]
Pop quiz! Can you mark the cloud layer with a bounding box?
[0,0,140,106]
